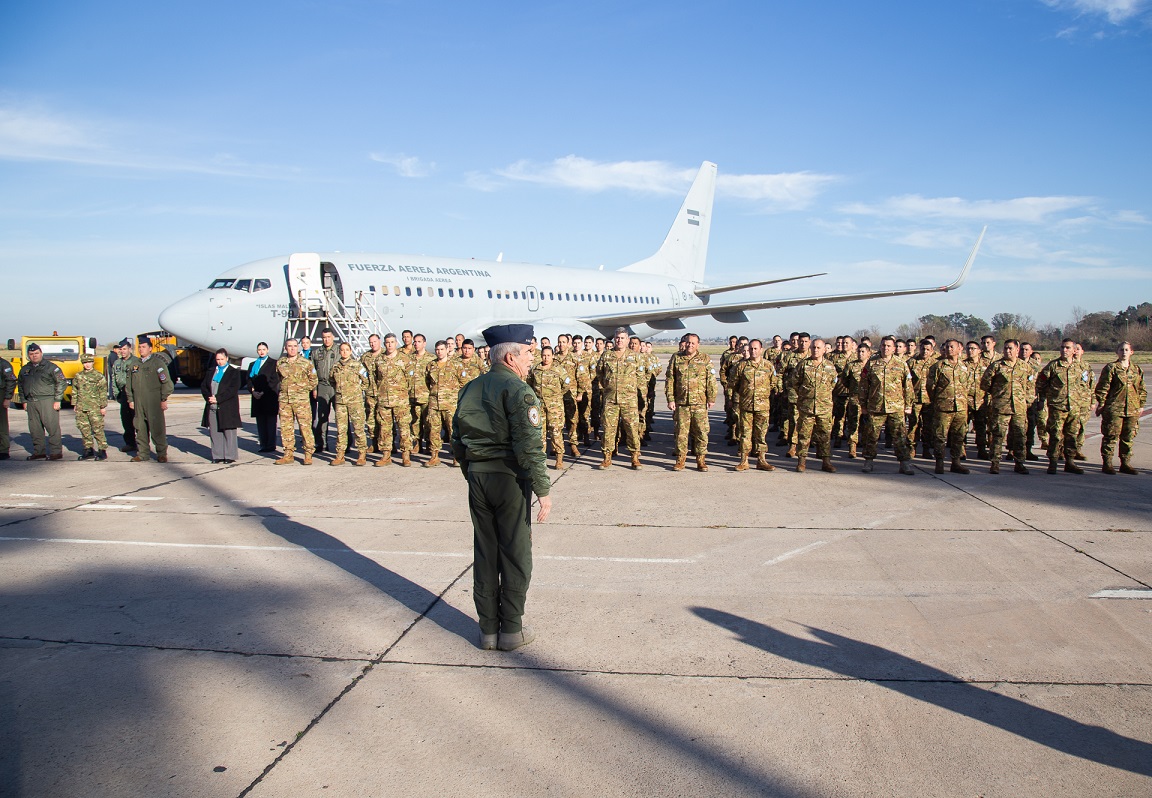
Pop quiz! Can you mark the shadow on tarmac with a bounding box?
[691,607,1152,778]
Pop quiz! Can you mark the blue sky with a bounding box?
[2,0,1150,344]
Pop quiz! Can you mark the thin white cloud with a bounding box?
[368,152,434,177]
[1041,0,1148,24]
[840,194,1094,223]
[487,156,837,209]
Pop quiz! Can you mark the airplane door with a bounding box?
[288,253,324,313]
[525,286,540,313]
[668,284,682,308]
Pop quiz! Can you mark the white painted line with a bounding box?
[11,493,53,498]
[110,496,165,501]
[78,504,137,511]
[1091,588,1152,599]
[542,555,696,564]
[82,495,106,499]
[0,503,41,508]
[764,541,827,567]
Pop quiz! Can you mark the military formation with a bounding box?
[0,327,1145,476]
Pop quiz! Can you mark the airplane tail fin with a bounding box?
[619,161,716,284]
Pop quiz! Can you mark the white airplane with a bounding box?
[158,162,986,358]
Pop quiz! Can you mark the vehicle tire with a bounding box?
[181,374,199,388]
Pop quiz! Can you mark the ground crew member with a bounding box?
[1095,341,1146,475]
[528,346,571,469]
[730,338,777,471]
[330,342,368,466]
[126,337,173,463]
[666,333,716,471]
[424,340,462,467]
[1035,339,1092,474]
[597,328,644,470]
[109,338,140,454]
[926,339,972,474]
[858,336,914,475]
[791,338,838,473]
[406,334,435,455]
[274,338,318,465]
[374,332,412,466]
[361,334,384,451]
[452,323,551,652]
[980,340,1033,474]
[17,342,66,460]
[74,353,109,460]
[838,342,870,459]
[0,354,15,460]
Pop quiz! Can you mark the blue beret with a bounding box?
[482,324,534,347]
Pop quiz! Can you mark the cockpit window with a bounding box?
[209,278,235,289]
[253,278,271,292]
[233,279,252,292]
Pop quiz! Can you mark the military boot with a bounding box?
[401,450,412,467]
[95,449,108,461]
[756,454,775,472]
[673,455,686,471]
[599,452,612,469]
[274,454,294,465]
[696,455,708,472]
[1047,458,1059,474]
[786,445,796,458]
[795,457,806,473]
[735,455,749,472]
[569,443,581,458]
[1026,449,1039,462]
[1014,461,1029,474]
[821,458,836,473]
[631,452,642,470]
[78,449,94,461]
[424,455,440,467]
[934,455,945,474]
[950,459,969,474]
[554,451,565,470]
[989,459,1000,474]
[1119,460,1138,475]
[848,442,857,459]
[374,455,392,467]
[1101,458,1116,475]
[354,452,367,466]
[862,459,874,473]
[330,454,346,466]
[899,461,915,475]
[302,454,313,465]
[1064,457,1084,475]
[1074,450,1086,461]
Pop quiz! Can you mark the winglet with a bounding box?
[943,226,986,291]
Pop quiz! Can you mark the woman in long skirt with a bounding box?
[202,348,243,463]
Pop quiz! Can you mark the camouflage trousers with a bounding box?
[933,409,968,461]
[410,399,428,447]
[991,411,1027,463]
[1100,411,1140,461]
[646,379,657,428]
[563,393,580,444]
[635,389,648,438]
[364,396,378,445]
[590,386,603,434]
[376,403,411,453]
[908,403,933,449]
[539,399,566,455]
[723,386,737,435]
[841,399,862,445]
[832,395,848,441]
[577,393,591,439]
[673,404,709,458]
[1045,408,1082,460]
[426,405,455,457]
[796,411,833,459]
[861,412,911,461]
[1027,399,1047,452]
[279,393,315,455]
[972,402,991,454]
[75,407,107,451]
[1076,407,1091,453]
[738,409,770,457]
[602,399,640,455]
[335,399,367,454]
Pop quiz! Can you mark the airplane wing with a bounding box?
[581,227,986,331]
[694,272,826,297]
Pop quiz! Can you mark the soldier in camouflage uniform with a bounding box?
[838,341,870,459]
[974,335,999,458]
[1021,342,1043,460]
[1094,341,1146,475]
[665,333,717,471]
[360,334,384,452]
[109,339,140,453]
[274,338,318,465]
[528,346,571,469]
[73,353,109,460]
[407,333,435,455]
[554,335,589,458]
[790,339,839,473]
[730,339,777,471]
[0,355,15,460]
[330,342,368,466]
[858,336,915,475]
[963,341,988,458]
[1036,339,1093,474]
[1073,343,1094,459]
[830,336,853,447]
[127,338,174,463]
[782,332,811,454]
[926,339,973,474]
[907,338,938,458]
[980,340,1033,474]
[425,340,462,467]
[597,328,644,470]
[458,340,485,387]
[719,336,741,443]
[643,342,661,435]
[374,332,413,466]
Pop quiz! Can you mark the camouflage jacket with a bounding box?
[276,355,318,400]
[360,349,385,397]
[555,351,591,395]
[839,358,868,403]
[457,357,484,388]
[406,351,435,402]
[981,358,1033,415]
[426,359,462,410]
[528,362,570,409]
[375,353,411,407]
[0,357,15,401]
[1036,357,1094,413]
[718,348,741,388]
[665,351,717,406]
[926,359,973,413]
[598,350,643,404]
[859,357,913,415]
[963,356,987,406]
[73,368,109,411]
[907,356,937,405]
[790,358,838,416]
[1095,361,1146,417]
[645,352,663,381]
[731,358,777,412]
[330,356,365,403]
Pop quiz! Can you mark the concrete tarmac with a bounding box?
[1,389,1150,797]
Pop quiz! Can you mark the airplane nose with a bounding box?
[158,293,205,341]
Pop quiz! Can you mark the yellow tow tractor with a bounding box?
[8,334,107,408]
